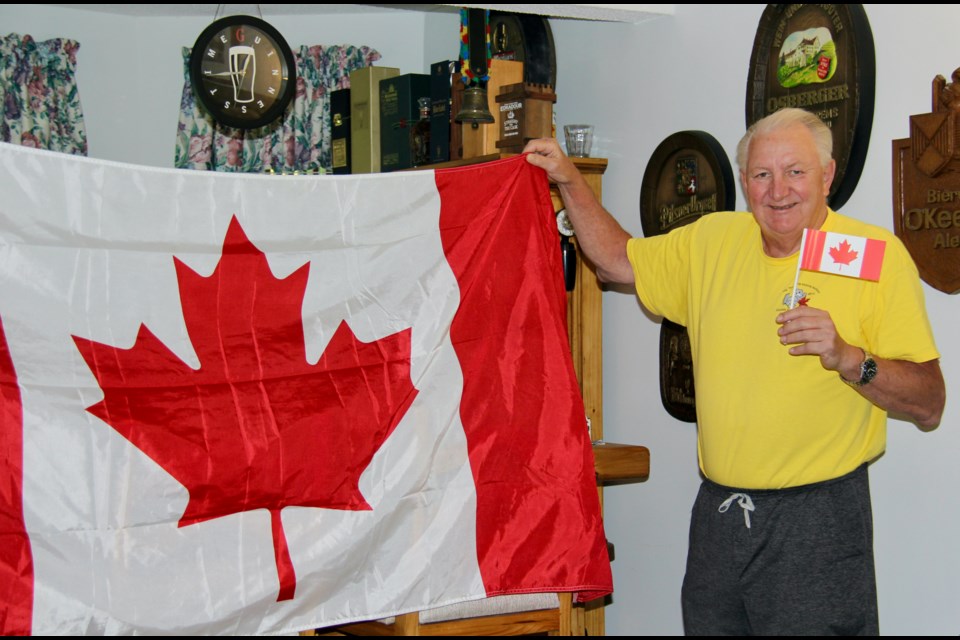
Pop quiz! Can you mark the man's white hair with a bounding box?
[736,108,833,170]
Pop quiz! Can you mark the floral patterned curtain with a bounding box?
[175,44,380,173]
[0,33,88,155]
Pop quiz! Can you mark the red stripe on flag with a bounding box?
[271,508,296,602]
[800,228,827,271]
[0,315,33,635]
[860,238,886,281]
[436,157,611,601]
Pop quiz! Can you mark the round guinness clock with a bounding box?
[189,15,296,130]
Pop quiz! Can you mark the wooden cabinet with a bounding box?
[555,158,607,445]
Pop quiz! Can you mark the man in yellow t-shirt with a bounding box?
[523,108,944,635]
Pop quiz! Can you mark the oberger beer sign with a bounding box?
[893,69,960,294]
[746,4,875,209]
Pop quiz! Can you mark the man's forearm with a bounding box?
[852,357,945,428]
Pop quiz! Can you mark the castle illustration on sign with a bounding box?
[777,27,836,88]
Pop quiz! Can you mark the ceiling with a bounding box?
[47,4,673,23]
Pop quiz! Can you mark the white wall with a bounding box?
[550,4,959,636]
[2,3,956,635]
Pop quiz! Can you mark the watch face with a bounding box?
[860,356,878,385]
[189,15,296,130]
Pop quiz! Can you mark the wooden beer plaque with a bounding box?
[639,131,735,422]
[892,69,960,294]
[746,4,875,209]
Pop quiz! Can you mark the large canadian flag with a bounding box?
[0,143,610,635]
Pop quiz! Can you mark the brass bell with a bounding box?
[455,84,495,126]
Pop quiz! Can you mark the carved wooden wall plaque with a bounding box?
[746,4,875,209]
[639,131,735,422]
[892,69,960,294]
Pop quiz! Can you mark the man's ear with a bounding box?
[822,159,836,196]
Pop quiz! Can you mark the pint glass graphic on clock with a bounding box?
[228,45,256,103]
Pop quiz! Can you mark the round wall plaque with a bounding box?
[640,130,735,423]
[745,4,875,209]
[640,130,735,237]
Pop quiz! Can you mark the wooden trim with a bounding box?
[319,593,573,636]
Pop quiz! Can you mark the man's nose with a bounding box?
[771,173,789,200]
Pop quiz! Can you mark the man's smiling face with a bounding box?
[741,122,835,258]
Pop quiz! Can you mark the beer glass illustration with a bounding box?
[229,45,256,103]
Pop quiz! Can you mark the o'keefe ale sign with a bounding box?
[893,69,960,294]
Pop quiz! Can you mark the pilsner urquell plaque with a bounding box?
[639,131,735,423]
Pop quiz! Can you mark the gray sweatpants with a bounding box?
[681,464,878,636]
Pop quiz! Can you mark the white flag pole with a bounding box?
[789,229,809,310]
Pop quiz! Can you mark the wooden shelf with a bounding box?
[593,442,650,483]
[411,151,609,173]
[419,153,501,170]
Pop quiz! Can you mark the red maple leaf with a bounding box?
[828,239,859,266]
[73,217,418,601]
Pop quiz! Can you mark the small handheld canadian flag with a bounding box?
[788,228,887,308]
[800,228,886,280]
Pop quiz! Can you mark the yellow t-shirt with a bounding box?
[627,210,939,489]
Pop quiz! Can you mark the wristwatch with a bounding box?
[843,349,878,387]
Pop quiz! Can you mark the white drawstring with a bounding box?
[718,492,755,529]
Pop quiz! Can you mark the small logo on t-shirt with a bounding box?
[779,282,820,310]
[783,289,809,308]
